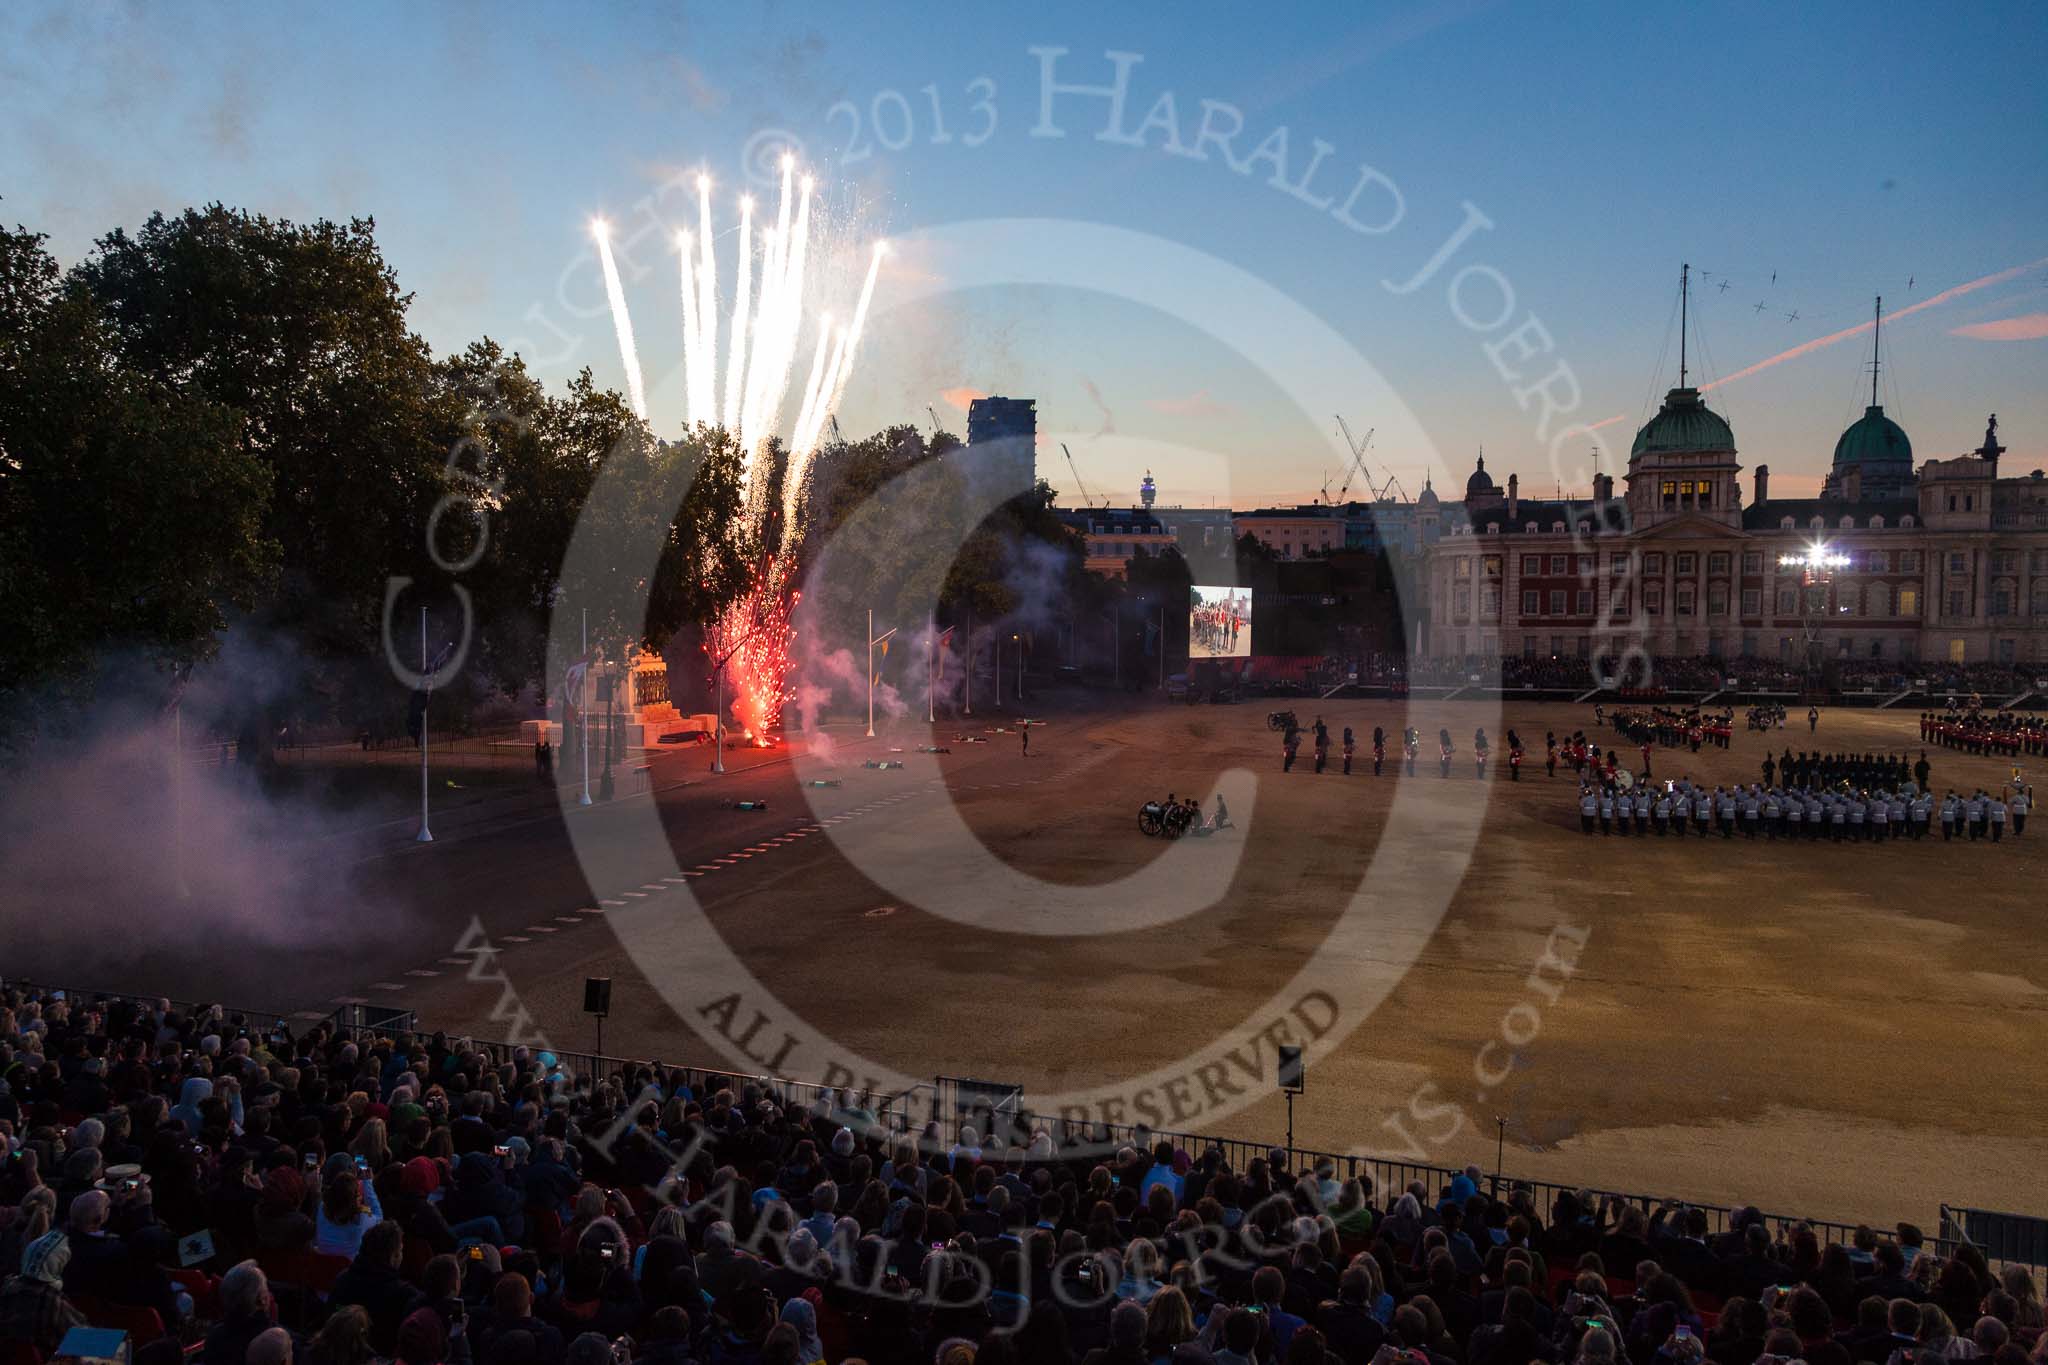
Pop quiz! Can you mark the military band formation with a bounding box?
[1270,704,2032,851]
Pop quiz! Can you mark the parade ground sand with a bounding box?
[25,696,2044,1227]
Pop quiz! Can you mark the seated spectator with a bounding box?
[315,1166,384,1259]
[0,1228,86,1356]
[331,1220,415,1354]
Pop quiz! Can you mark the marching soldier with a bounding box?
[1313,716,1329,774]
[1599,784,1615,834]
[1403,726,1419,777]
[1342,725,1355,776]
[1991,790,2008,842]
[1580,784,1597,834]
[1616,785,1634,834]
[2013,784,2029,837]
[1373,725,1386,777]
[1474,728,1490,780]
[1283,721,1301,773]
[1545,731,1558,779]
[1438,727,1454,779]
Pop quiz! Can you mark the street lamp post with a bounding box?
[578,608,592,806]
[963,611,973,717]
[1013,632,1024,701]
[417,607,434,843]
[868,609,898,738]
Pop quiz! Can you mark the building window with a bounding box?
[1870,639,1884,660]
[1550,636,1564,656]
[1644,552,1665,574]
[1455,558,1472,578]
[1994,550,2019,574]
[1698,479,1713,502]
[1839,585,1859,616]
[1480,585,1501,616]
[1577,554,1595,574]
[1577,589,1594,615]
[1646,586,1664,615]
[1948,552,1967,575]
[2033,582,2048,617]
[1866,550,1889,572]
[1676,584,1695,615]
[1549,554,1567,574]
[1676,553,1696,575]
[1868,584,1891,618]
[1661,480,1677,507]
[1483,555,1503,578]
[1522,589,1540,615]
[1523,637,1536,658]
[1993,581,2016,617]
[1453,586,1471,619]
[1741,632,1757,656]
[1899,586,1918,616]
[1521,555,1541,575]
[1947,589,1967,617]
[1776,585,1797,615]
[1901,515,1915,528]
[1707,582,1728,615]
[1612,588,1631,616]
[1549,589,1566,614]
[1742,551,1762,573]
[1900,551,1921,572]
[1742,587,1761,615]
[1610,552,1632,573]
[1708,552,1731,574]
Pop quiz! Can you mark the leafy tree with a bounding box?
[0,222,274,749]
[72,205,461,743]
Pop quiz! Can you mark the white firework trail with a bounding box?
[591,221,648,421]
[588,160,886,513]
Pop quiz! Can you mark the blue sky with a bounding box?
[5,1,2045,507]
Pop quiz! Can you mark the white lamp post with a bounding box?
[868,609,897,738]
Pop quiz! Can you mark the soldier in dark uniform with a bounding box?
[1283,720,1301,773]
[1545,730,1557,779]
[1761,753,1775,787]
[1403,726,1419,776]
[1438,727,1454,779]
[1372,725,1386,776]
[1342,726,1355,775]
[1312,716,1329,773]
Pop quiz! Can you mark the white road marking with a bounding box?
[371,982,406,991]
[502,935,531,943]
[404,969,440,978]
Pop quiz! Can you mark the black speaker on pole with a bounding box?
[584,977,611,1056]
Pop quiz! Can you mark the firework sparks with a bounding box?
[591,162,887,742]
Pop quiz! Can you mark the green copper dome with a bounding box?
[1631,387,1735,457]
[1832,404,1912,468]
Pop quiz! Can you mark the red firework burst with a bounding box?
[706,563,797,745]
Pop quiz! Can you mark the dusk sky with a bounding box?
[7,1,2045,507]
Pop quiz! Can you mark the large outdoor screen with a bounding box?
[1189,584,1253,659]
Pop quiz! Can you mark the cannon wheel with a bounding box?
[1139,808,1163,836]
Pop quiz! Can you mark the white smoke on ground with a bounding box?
[0,633,405,982]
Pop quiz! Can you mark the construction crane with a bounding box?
[1336,414,1406,502]
[925,404,944,436]
[1061,443,1106,508]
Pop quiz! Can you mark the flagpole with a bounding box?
[579,607,592,806]
[868,608,876,739]
[963,612,972,717]
[417,607,434,843]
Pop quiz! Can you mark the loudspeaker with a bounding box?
[1277,1045,1305,1094]
[583,977,612,1016]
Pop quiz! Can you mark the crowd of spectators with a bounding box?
[3,986,2044,1365]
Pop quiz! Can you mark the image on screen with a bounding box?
[1190,585,1253,659]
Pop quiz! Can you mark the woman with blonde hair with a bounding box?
[346,1118,389,1173]
[1145,1285,1196,1355]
